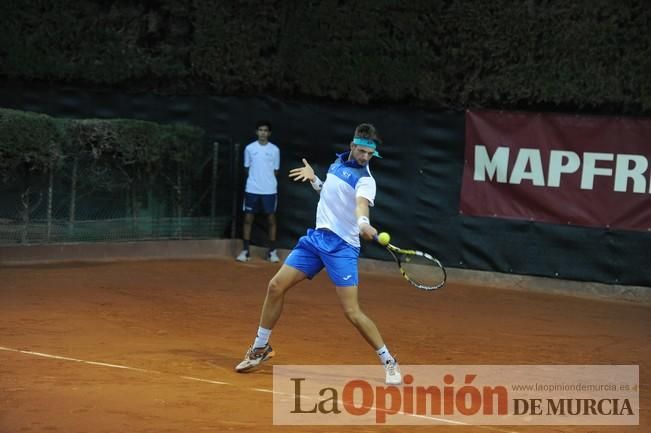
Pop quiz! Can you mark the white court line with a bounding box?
[180,375,229,385]
[0,346,154,373]
[0,345,520,432]
[252,387,283,394]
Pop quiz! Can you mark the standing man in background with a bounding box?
[236,120,281,263]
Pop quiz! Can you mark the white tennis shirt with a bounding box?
[244,140,280,194]
[315,152,376,248]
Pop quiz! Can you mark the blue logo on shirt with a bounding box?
[328,152,371,188]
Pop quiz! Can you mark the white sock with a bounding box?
[376,345,395,364]
[253,326,272,348]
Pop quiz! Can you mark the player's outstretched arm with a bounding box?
[289,158,323,192]
[289,158,315,182]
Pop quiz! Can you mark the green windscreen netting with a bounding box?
[0,109,236,245]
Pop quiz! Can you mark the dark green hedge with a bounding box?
[0,108,63,183]
[0,108,204,184]
[1,1,649,113]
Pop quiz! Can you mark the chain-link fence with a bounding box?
[0,118,238,245]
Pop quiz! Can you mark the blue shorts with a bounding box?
[243,193,277,214]
[285,228,360,287]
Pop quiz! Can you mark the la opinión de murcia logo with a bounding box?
[287,373,635,424]
[291,374,506,423]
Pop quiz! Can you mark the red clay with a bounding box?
[0,258,648,432]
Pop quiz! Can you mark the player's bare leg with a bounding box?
[336,285,402,385]
[235,265,306,372]
[259,264,306,329]
[335,285,384,349]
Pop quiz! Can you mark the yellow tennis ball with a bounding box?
[377,232,391,246]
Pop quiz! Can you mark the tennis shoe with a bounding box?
[236,250,250,262]
[267,249,280,263]
[384,359,402,385]
[235,344,275,372]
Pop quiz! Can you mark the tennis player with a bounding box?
[235,123,401,385]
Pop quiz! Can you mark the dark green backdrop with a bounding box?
[1,1,649,114]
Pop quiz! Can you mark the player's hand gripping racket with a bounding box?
[374,232,447,291]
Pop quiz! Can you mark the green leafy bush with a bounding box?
[0,109,62,182]
[1,1,649,113]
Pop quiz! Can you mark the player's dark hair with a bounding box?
[354,123,381,145]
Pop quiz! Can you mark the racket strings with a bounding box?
[400,253,446,289]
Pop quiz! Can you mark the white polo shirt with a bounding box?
[244,140,280,194]
[315,152,376,248]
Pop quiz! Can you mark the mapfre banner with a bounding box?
[460,110,651,231]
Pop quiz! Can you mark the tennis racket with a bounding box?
[375,235,447,291]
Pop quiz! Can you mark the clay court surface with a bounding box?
[0,258,648,433]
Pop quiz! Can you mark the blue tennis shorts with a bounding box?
[243,192,277,214]
[285,228,360,287]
